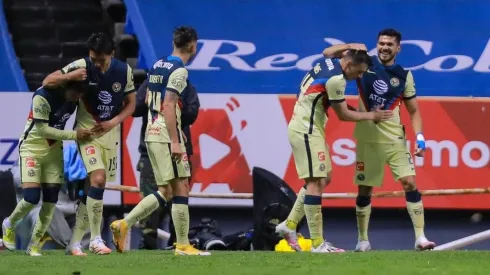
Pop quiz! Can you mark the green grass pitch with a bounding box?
[1,250,490,275]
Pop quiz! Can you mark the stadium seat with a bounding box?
[5,6,48,24]
[19,57,73,74]
[58,23,107,42]
[61,42,88,58]
[15,41,61,57]
[11,23,57,42]
[51,6,103,24]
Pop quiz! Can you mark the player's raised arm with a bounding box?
[32,95,91,141]
[403,71,425,156]
[323,43,368,58]
[326,75,392,122]
[42,59,88,88]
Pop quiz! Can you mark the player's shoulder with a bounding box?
[111,58,131,72]
[328,73,346,84]
[33,87,51,100]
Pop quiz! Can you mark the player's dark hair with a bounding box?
[378,28,402,44]
[86,32,114,55]
[345,50,373,67]
[173,26,198,52]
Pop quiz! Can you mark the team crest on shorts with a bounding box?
[357,174,365,181]
[25,157,35,168]
[390,77,400,87]
[85,146,95,155]
[319,163,326,171]
[318,152,326,161]
[112,82,121,92]
[27,169,35,177]
[89,157,97,165]
[184,163,190,171]
[356,161,365,171]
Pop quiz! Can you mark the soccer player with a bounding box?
[275,49,393,253]
[2,79,93,256]
[42,33,136,255]
[110,26,210,256]
[322,28,435,251]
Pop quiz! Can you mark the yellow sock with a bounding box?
[125,191,165,227]
[304,195,323,248]
[8,199,36,224]
[356,204,371,241]
[286,187,306,230]
[86,197,103,240]
[70,202,89,245]
[172,196,190,246]
[407,201,425,239]
[30,202,56,244]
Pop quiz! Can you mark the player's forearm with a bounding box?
[162,104,179,143]
[113,96,136,125]
[322,44,353,58]
[36,122,77,140]
[42,71,71,88]
[337,110,375,122]
[410,110,423,135]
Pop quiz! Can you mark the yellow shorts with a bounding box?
[20,145,64,184]
[288,129,331,179]
[146,142,190,186]
[354,141,415,187]
[77,141,118,183]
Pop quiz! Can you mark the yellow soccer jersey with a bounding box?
[19,88,77,156]
[354,57,416,143]
[61,58,135,149]
[145,56,188,144]
[289,58,347,137]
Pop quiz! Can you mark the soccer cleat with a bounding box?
[2,218,16,251]
[415,236,435,251]
[89,238,112,255]
[175,244,211,256]
[66,244,87,256]
[110,219,129,253]
[355,240,371,252]
[275,221,302,251]
[26,242,42,256]
[311,241,345,253]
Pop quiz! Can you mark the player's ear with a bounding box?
[111,50,115,57]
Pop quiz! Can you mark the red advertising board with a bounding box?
[122,95,490,209]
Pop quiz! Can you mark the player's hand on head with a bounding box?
[349,43,368,51]
[372,104,393,123]
[68,68,87,81]
[76,129,93,141]
[170,142,184,163]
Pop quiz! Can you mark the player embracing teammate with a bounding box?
[323,28,435,251]
[41,33,136,255]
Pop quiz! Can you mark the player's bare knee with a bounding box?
[89,169,106,187]
[42,185,60,204]
[321,176,332,189]
[358,185,373,197]
[170,178,189,197]
[400,176,416,192]
[158,185,173,201]
[304,178,323,194]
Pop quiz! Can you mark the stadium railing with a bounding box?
[0,0,28,92]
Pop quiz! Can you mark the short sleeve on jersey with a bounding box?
[32,95,51,122]
[403,71,416,99]
[61,59,87,74]
[166,68,188,94]
[124,65,136,94]
[326,75,346,102]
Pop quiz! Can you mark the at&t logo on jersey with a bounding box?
[373,80,388,95]
[98,91,112,104]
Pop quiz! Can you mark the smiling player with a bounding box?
[42,33,136,255]
[275,49,393,253]
[2,79,92,256]
[323,28,435,251]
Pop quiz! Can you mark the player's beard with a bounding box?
[378,50,395,64]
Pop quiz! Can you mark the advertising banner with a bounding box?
[126,0,490,96]
[122,94,490,209]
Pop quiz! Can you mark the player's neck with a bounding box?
[171,51,190,65]
[101,58,112,73]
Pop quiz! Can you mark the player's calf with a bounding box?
[356,185,373,248]
[3,185,42,250]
